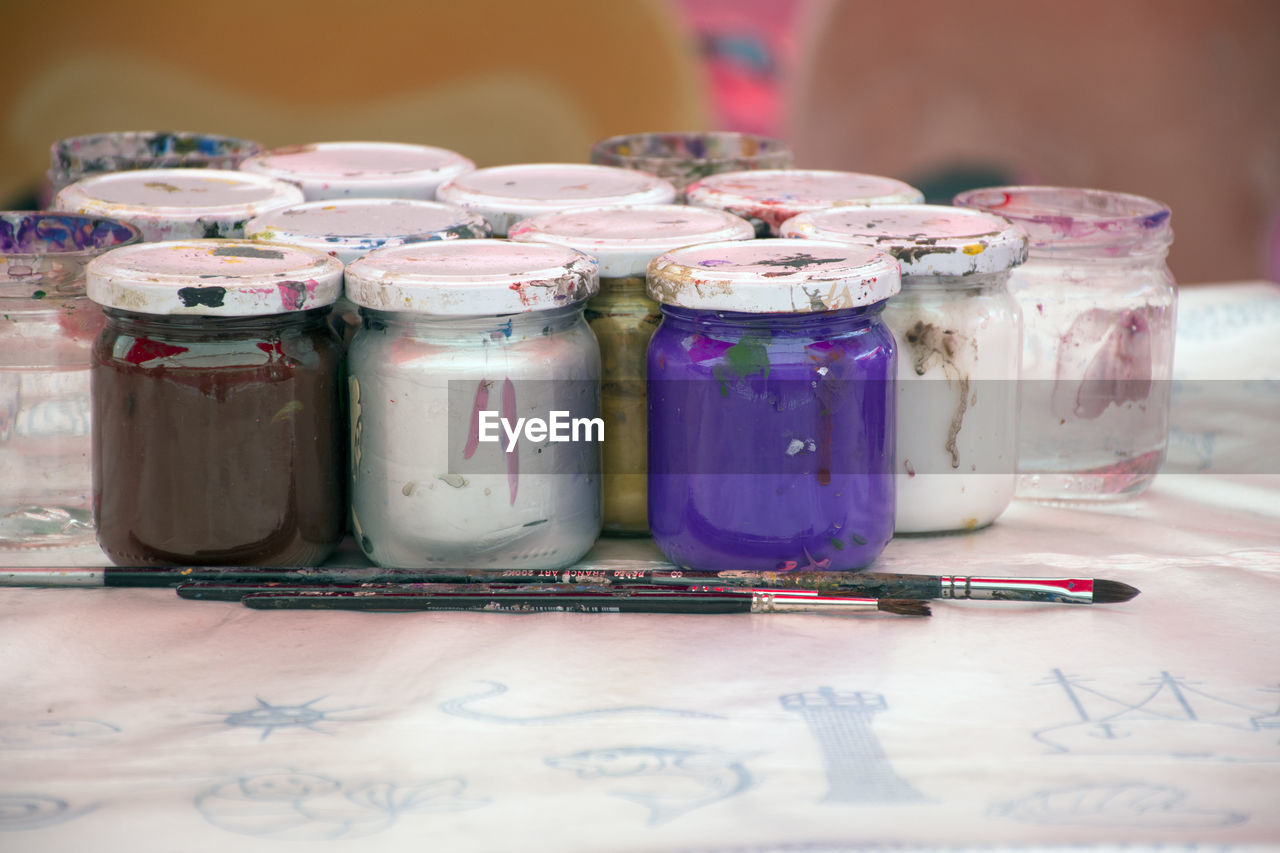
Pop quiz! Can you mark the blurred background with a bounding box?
[2,0,1276,284]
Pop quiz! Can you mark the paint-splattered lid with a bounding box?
[507,204,755,278]
[435,164,677,236]
[647,238,900,313]
[239,142,476,200]
[244,199,490,265]
[86,240,343,316]
[345,239,598,315]
[779,205,1029,277]
[685,169,924,236]
[55,169,304,230]
[952,186,1173,254]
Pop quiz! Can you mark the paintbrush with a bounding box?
[3,566,1138,605]
[178,582,931,616]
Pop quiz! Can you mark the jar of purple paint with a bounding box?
[646,239,901,572]
[954,186,1177,501]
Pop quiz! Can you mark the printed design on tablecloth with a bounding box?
[440,680,725,725]
[0,719,121,750]
[781,686,926,804]
[0,794,98,832]
[1035,669,1280,762]
[195,770,487,840]
[210,696,367,741]
[545,746,754,826]
[989,782,1247,828]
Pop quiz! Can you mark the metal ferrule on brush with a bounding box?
[749,590,881,613]
[939,576,1095,604]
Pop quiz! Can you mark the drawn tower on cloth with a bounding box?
[781,686,924,803]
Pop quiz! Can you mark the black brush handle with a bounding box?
[241,591,753,614]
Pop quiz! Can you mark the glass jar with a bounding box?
[954,186,1177,500]
[86,240,346,566]
[646,239,901,572]
[245,198,491,345]
[55,169,304,242]
[1,213,141,551]
[782,205,1027,533]
[509,204,755,535]
[685,169,924,236]
[589,131,794,191]
[344,240,602,569]
[239,141,476,201]
[436,163,676,236]
[46,131,262,205]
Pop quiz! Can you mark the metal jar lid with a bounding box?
[647,238,900,313]
[780,204,1029,277]
[245,198,490,264]
[685,169,924,236]
[508,204,754,278]
[86,239,343,316]
[345,239,598,315]
[239,141,476,201]
[435,163,677,236]
[55,169,304,241]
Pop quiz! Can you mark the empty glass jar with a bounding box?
[954,186,1177,501]
[1,213,141,552]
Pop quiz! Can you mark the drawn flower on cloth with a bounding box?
[196,770,488,840]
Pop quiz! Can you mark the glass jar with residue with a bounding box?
[954,186,1177,500]
[685,169,924,236]
[87,240,346,566]
[239,141,476,201]
[589,131,794,192]
[782,205,1027,533]
[55,169,304,242]
[344,240,602,569]
[1,213,141,552]
[646,239,901,572]
[245,198,491,345]
[509,204,755,535]
[46,131,262,206]
[436,163,676,236]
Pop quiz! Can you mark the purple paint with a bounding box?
[647,306,896,572]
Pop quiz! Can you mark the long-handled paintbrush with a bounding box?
[177,582,931,616]
[0,566,1138,605]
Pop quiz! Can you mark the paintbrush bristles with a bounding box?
[878,599,932,617]
[1091,579,1141,603]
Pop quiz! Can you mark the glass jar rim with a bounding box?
[590,131,793,166]
[952,186,1172,252]
[1,212,142,261]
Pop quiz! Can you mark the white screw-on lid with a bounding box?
[507,204,755,278]
[86,240,343,316]
[685,169,924,236]
[244,199,490,264]
[780,204,1029,277]
[239,141,476,201]
[345,239,598,316]
[55,169,304,241]
[435,163,677,236]
[647,238,900,313]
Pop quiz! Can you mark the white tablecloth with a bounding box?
[2,282,1278,852]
